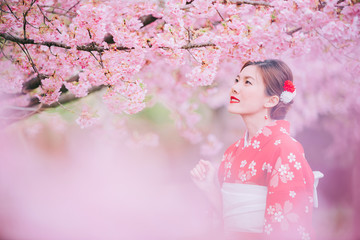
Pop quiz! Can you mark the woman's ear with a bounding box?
[264,95,279,108]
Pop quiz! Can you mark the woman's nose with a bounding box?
[231,84,239,94]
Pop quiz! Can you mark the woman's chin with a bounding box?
[227,105,242,114]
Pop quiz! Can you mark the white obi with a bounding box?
[221,171,324,233]
[221,183,267,233]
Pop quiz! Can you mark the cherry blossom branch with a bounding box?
[22,0,38,39]
[1,31,216,92]
[3,0,20,21]
[1,30,218,94]
[287,27,302,36]
[66,0,81,14]
[231,0,273,7]
[0,8,9,14]
[36,4,62,34]
[1,85,105,125]
[215,8,225,21]
[0,2,10,13]
[38,5,77,18]
[0,39,15,62]
[22,14,27,39]
[139,14,161,28]
[184,27,193,43]
[99,51,104,68]
[27,85,105,108]
[22,73,49,92]
[89,51,104,68]
[0,32,217,52]
[15,40,40,75]
[186,49,201,63]
[181,42,216,49]
[314,28,360,62]
[0,32,132,51]
[181,0,273,9]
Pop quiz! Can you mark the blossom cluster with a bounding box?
[0,0,359,154]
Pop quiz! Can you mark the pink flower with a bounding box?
[76,107,99,129]
[103,80,147,115]
[36,77,63,105]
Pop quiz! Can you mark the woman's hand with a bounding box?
[190,159,222,214]
[190,159,217,193]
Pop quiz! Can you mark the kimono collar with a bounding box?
[243,120,291,148]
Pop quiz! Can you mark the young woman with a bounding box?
[191,59,321,240]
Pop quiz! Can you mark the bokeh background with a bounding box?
[1,55,359,240]
[1,0,360,239]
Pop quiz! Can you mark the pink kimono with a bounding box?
[218,120,315,239]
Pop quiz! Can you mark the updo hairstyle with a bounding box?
[240,59,294,120]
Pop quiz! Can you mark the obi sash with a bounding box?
[221,183,267,233]
[221,171,324,232]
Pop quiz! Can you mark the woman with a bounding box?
[191,59,320,240]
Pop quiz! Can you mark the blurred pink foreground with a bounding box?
[0,127,219,240]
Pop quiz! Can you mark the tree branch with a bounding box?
[186,49,201,63]
[44,85,105,108]
[66,0,81,14]
[182,0,273,9]
[3,0,20,21]
[286,27,302,36]
[37,4,62,34]
[0,2,10,13]
[231,0,272,7]
[215,8,225,22]
[0,84,105,126]
[0,32,217,52]
[38,5,77,18]
[139,14,160,28]
[0,32,132,52]
[22,0,38,39]
[1,31,218,93]
[314,28,360,62]
[15,41,40,75]
[23,12,27,39]
[181,42,216,49]
[0,32,70,48]
[22,73,48,92]
[89,51,104,68]
[22,85,103,116]
[0,40,15,62]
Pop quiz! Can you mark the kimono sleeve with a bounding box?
[263,137,315,240]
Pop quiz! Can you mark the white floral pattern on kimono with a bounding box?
[219,120,315,239]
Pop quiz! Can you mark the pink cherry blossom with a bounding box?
[0,0,359,155]
[36,77,63,105]
[76,106,99,129]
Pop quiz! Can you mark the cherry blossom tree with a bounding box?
[0,0,359,152]
[1,0,360,239]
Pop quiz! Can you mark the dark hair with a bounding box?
[241,59,294,120]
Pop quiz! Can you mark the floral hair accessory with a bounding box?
[280,80,296,104]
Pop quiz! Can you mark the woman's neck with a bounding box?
[242,113,274,140]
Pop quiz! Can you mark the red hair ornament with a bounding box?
[280,80,296,104]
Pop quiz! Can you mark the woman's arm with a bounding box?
[190,159,222,215]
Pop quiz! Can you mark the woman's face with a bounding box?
[227,65,269,116]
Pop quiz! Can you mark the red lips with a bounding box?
[230,96,240,103]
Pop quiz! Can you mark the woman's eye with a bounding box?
[245,80,252,85]
[235,79,239,83]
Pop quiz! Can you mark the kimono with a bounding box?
[218,120,315,240]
